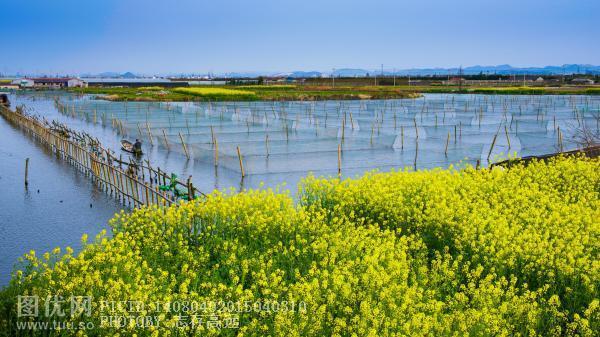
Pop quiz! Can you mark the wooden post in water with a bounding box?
[236,146,245,178]
[25,158,29,186]
[414,139,419,171]
[454,125,457,143]
[146,122,154,145]
[214,137,219,167]
[337,143,342,178]
[414,118,419,139]
[401,125,404,150]
[504,125,511,149]
[162,129,169,149]
[178,132,190,159]
[487,133,498,162]
[557,126,564,152]
[341,117,345,143]
[187,176,193,200]
[265,134,270,157]
[445,132,450,158]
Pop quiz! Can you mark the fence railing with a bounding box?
[0,105,203,209]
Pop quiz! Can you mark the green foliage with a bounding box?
[172,87,258,100]
[301,156,600,335]
[585,88,600,95]
[1,157,598,336]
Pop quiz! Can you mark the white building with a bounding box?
[67,78,87,87]
[571,78,594,85]
[11,79,34,88]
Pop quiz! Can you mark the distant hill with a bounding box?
[70,64,600,80]
[82,71,140,78]
[333,68,371,77]
[252,64,600,78]
[120,72,137,79]
[289,71,322,78]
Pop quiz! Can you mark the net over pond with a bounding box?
[10,92,600,193]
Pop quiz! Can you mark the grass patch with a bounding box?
[238,84,296,90]
[71,85,421,101]
[172,87,258,100]
[137,86,164,91]
[585,88,600,94]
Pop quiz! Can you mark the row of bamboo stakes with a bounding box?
[0,105,205,209]
[53,93,593,178]
[57,101,251,179]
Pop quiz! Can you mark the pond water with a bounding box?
[0,113,122,286]
[2,91,598,285]
[8,92,599,195]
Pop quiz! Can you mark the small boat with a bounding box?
[0,93,9,108]
[121,139,143,155]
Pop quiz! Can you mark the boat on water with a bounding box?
[0,93,9,108]
[121,139,143,155]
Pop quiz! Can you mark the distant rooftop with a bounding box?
[29,77,75,82]
[83,78,172,83]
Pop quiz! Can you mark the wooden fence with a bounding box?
[0,105,203,209]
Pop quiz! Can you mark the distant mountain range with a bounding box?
[80,71,140,78]
[61,64,600,79]
[318,64,600,77]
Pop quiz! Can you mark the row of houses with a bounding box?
[442,77,595,86]
[10,78,88,89]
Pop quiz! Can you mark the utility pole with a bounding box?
[332,68,335,88]
[393,68,396,86]
[458,65,463,91]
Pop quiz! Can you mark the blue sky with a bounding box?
[1,0,598,74]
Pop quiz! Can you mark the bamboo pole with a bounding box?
[265,134,270,157]
[397,125,402,150]
[187,176,193,200]
[214,137,219,167]
[487,133,498,162]
[414,118,419,139]
[162,129,169,149]
[178,132,190,159]
[25,158,29,186]
[146,122,154,145]
[1,103,182,208]
[454,125,457,143]
[445,132,450,158]
[337,143,342,178]
[557,126,564,152]
[414,139,419,171]
[236,146,245,178]
[341,116,345,143]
